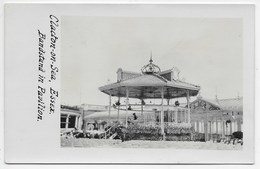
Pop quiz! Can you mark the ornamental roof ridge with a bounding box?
[177,79,201,88]
[117,67,142,75]
[159,68,173,75]
[151,73,168,82]
[118,73,143,82]
[121,69,142,75]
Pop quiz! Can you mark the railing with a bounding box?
[114,104,188,112]
[104,121,119,139]
[129,121,192,128]
[164,122,192,128]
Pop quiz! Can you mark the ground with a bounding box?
[61,138,243,150]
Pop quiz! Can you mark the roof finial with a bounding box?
[215,87,218,101]
[141,52,161,74]
[150,51,153,63]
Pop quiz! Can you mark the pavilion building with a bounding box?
[98,57,200,138]
[190,96,243,141]
[60,104,109,133]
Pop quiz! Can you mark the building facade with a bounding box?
[190,96,243,141]
[60,104,110,132]
[60,105,83,132]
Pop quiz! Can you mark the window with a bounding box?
[60,114,77,128]
[60,115,66,128]
[68,115,76,128]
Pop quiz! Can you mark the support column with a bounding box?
[201,121,204,133]
[181,110,183,123]
[160,87,165,140]
[230,121,233,135]
[75,116,78,129]
[204,120,208,141]
[77,116,81,129]
[222,120,225,138]
[204,109,208,141]
[234,119,237,132]
[171,110,174,122]
[196,120,200,133]
[80,107,85,136]
[174,108,178,124]
[192,121,195,130]
[186,90,190,124]
[141,100,144,123]
[125,88,129,128]
[117,97,120,121]
[216,118,218,134]
[223,121,226,136]
[167,99,170,123]
[184,110,186,123]
[209,121,212,140]
[108,94,111,124]
[237,118,241,132]
[65,114,70,129]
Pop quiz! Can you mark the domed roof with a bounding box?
[141,56,161,74]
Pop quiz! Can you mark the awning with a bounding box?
[99,74,200,99]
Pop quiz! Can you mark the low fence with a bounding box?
[125,123,194,141]
[192,133,225,142]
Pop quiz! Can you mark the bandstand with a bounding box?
[99,57,200,138]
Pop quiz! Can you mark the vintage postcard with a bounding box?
[4,4,255,163]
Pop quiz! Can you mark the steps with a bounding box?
[109,132,118,139]
[104,122,120,139]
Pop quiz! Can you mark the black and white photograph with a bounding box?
[3,3,255,164]
[61,16,244,149]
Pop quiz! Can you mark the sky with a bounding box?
[61,17,242,106]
